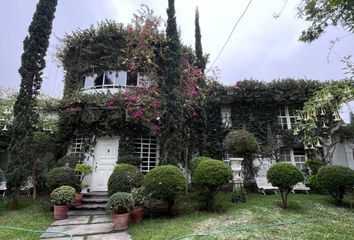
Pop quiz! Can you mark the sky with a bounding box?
[0,0,353,99]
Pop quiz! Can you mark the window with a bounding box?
[134,137,159,173]
[69,138,85,156]
[293,148,306,171]
[221,106,232,128]
[277,106,297,130]
[279,148,291,162]
[279,147,306,171]
[83,71,149,90]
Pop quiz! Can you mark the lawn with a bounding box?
[0,196,53,240]
[129,192,354,240]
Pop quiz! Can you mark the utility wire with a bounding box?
[206,0,253,73]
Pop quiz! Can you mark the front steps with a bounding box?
[70,192,108,215]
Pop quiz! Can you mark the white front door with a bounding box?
[91,137,119,191]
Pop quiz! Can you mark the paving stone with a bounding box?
[91,215,111,223]
[52,216,90,226]
[40,223,114,238]
[68,210,106,216]
[41,237,84,240]
[87,232,132,240]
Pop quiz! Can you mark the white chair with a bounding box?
[292,182,310,194]
[255,177,278,195]
[0,181,6,197]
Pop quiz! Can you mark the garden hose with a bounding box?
[172,211,354,240]
[0,225,73,239]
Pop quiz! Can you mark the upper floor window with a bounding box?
[83,71,148,90]
[277,106,297,130]
[221,106,232,128]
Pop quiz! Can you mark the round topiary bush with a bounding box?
[224,129,259,157]
[267,163,304,209]
[108,164,144,196]
[223,129,259,190]
[46,167,79,192]
[317,165,354,204]
[144,165,187,214]
[191,156,210,175]
[119,154,142,167]
[106,192,134,215]
[305,159,325,175]
[194,159,232,210]
[50,185,76,205]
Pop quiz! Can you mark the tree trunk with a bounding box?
[10,187,20,210]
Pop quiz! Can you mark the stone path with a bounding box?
[40,214,132,240]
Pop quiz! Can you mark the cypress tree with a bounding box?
[160,0,184,165]
[195,7,206,72]
[6,0,58,209]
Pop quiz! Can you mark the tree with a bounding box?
[195,7,206,72]
[160,0,184,165]
[294,80,354,164]
[6,0,58,209]
[267,163,304,209]
[224,129,260,190]
[298,0,354,42]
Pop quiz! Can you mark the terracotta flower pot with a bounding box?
[74,193,83,205]
[130,207,144,223]
[112,212,130,230]
[54,205,69,220]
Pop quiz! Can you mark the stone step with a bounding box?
[84,191,108,198]
[72,203,107,210]
[68,210,106,216]
[82,197,108,204]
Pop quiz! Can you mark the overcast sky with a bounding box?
[1,0,353,99]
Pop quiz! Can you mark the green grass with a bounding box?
[128,192,354,240]
[0,196,53,240]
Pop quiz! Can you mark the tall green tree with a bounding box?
[195,7,206,72]
[298,0,354,42]
[160,0,184,165]
[6,0,58,209]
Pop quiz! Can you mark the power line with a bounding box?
[206,0,253,73]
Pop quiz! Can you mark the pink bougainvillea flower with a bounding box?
[107,100,114,110]
[132,109,144,119]
[66,106,72,113]
[130,95,139,103]
[127,25,133,34]
[151,124,161,134]
[151,99,159,109]
[129,63,136,72]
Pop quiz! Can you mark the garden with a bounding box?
[1,0,354,239]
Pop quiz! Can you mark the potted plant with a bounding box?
[74,163,92,205]
[130,187,149,223]
[106,192,134,230]
[50,185,76,220]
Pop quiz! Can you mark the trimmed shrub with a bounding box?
[106,192,134,215]
[108,164,144,196]
[267,163,304,209]
[191,156,210,175]
[305,159,325,175]
[194,159,232,210]
[317,165,354,204]
[119,154,142,167]
[223,129,259,190]
[144,165,187,214]
[50,185,76,205]
[46,167,79,192]
[231,187,247,203]
[306,175,323,193]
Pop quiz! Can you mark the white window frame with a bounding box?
[83,71,149,90]
[221,106,232,128]
[279,148,307,171]
[134,137,159,173]
[277,106,297,130]
[68,137,85,160]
